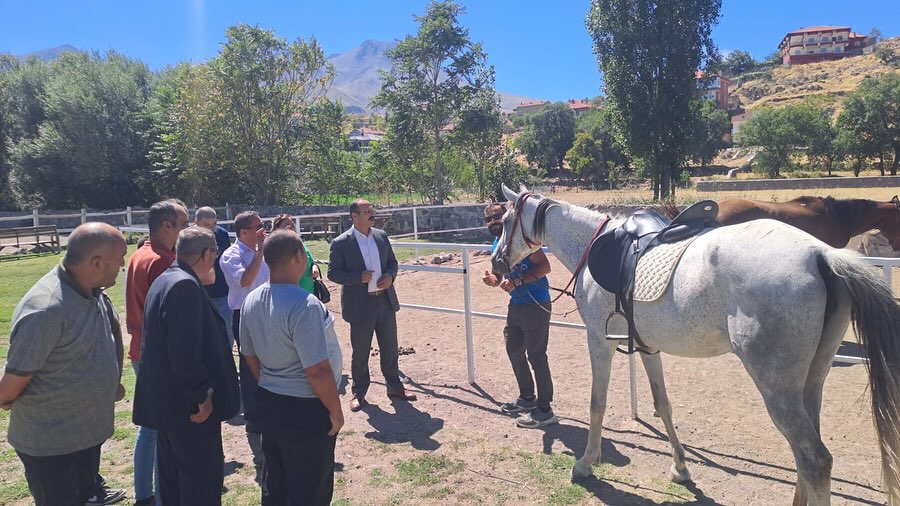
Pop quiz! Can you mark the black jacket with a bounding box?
[133,261,240,432]
[328,227,400,324]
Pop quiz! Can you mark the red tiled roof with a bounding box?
[359,127,384,136]
[516,100,549,108]
[785,25,850,37]
[566,100,592,111]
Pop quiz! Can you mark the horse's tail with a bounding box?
[822,248,900,504]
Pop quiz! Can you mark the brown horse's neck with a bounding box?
[830,198,895,237]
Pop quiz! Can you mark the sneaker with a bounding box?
[500,397,536,414]
[516,407,559,428]
[84,485,125,505]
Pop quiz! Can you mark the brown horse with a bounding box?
[711,196,900,251]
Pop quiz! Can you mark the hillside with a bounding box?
[732,36,900,112]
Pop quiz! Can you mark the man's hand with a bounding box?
[376,274,393,290]
[499,279,516,293]
[190,397,213,424]
[115,383,126,402]
[361,270,374,284]
[482,270,500,287]
[327,409,345,436]
[255,227,267,251]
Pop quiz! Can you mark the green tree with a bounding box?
[214,24,334,204]
[576,106,629,173]
[587,0,721,199]
[721,50,757,76]
[454,80,503,201]
[739,102,830,177]
[566,132,606,183]
[836,73,900,175]
[372,0,495,204]
[8,51,153,208]
[689,100,731,168]
[516,102,576,172]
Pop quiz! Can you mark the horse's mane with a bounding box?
[532,196,559,242]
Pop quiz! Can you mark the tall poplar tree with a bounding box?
[587,0,721,198]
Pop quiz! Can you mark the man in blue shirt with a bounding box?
[195,206,234,348]
[481,203,557,428]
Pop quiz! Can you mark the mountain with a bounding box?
[18,45,78,62]
[326,39,541,113]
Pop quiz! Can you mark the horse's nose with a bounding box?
[492,255,511,275]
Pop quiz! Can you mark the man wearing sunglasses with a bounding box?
[481,202,557,429]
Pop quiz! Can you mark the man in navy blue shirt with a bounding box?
[481,203,557,428]
[195,207,234,348]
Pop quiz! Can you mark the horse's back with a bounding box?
[632,219,831,358]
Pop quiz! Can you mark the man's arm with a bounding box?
[0,373,32,409]
[305,360,344,436]
[327,236,363,285]
[520,249,551,284]
[162,280,213,414]
[382,232,399,280]
[243,354,261,382]
[239,250,265,288]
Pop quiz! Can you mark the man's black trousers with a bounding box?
[157,421,224,506]
[16,443,101,506]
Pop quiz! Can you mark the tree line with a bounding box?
[0,2,530,210]
[739,72,900,178]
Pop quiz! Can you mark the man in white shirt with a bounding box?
[218,210,269,478]
[328,199,417,412]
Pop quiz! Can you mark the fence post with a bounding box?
[412,208,421,263]
[225,203,232,220]
[80,208,87,224]
[126,206,133,242]
[462,248,475,385]
[33,209,40,247]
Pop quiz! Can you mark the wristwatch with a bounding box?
[205,387,214,402]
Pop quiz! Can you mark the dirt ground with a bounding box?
[214,251,887,505]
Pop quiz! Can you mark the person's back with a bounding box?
[240,283,341,392]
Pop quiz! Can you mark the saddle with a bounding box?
[587,201,719,353]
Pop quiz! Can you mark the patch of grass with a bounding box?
[547,484,589,506]
[394,453,463,486]
[330,498,352,506]
[0,476,30,504]
[222,483,261,506]
[0,447,16,463]
[111,426,137,446]
[649,477,694,502]
[422,486,454,499]
[368,467,392,488]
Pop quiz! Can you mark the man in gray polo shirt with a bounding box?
[0,223,127,506]
[240,230,343,505]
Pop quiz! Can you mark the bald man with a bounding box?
[0,223,128,506]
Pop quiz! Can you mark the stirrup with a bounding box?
[605,311,629,341]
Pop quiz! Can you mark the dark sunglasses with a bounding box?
[483,213,504,224]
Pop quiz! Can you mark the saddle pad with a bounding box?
[632,237,696,302]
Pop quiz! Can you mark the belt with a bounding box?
[367,289,386,296]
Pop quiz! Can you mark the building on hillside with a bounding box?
[513,100,549,116]
[348,127,384,151]
[566,99,593,116]
[730,111,755,142]
[778,26,874,65]
[696,71,731,110]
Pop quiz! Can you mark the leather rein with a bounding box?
[505,192,610,304]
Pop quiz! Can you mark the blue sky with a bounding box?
[1,0,898,102]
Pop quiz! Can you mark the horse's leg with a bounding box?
[733,324,833,505]
[640,352,690,483]
[573,328,615,479]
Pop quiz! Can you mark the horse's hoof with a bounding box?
[572,460,593,480]
[669,464,691,483]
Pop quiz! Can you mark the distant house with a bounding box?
[514,100,550,116]
[778,26,874,65]
[566,99,593,116]
[348,127,384,151]
[730,110,754,141]
[696,71,730,110]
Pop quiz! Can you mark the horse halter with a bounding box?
[504,192,542,261]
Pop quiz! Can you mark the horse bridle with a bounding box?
[504,192,610,306]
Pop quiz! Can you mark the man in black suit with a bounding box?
[133,227,240,506]
[328,199,417,412]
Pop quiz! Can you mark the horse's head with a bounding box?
[490,184,546,275]
[884,195,900,252]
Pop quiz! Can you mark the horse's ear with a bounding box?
[501,184,518,203]
[518,183,529,194]
[892,195,899,207]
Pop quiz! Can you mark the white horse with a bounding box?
[491,185,900,506]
